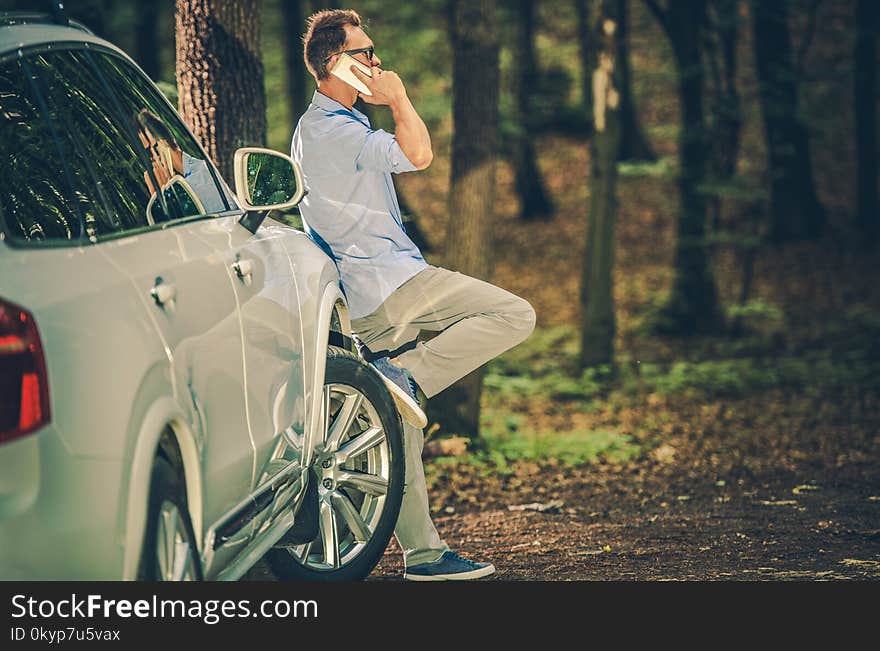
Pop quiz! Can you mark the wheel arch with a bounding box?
[302,283,352,467]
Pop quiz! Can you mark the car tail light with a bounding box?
[0,297,50,444]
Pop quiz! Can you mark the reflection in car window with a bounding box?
[0,59,84,242]
[93,52,237,215]
[27,50,163,237]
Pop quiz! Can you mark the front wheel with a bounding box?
[265,346,405,581]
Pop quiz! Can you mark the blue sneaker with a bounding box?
[370,357,427,429]
[404,551,496,581]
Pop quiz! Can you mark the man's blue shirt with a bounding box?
[292,90,427,320]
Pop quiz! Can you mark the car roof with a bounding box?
[0,20,126,60]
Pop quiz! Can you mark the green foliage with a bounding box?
[697,175,768,201]
[271,210,303,231]
[618,155,677,178]
[476,408,640,467]
[726,299,784,322]
[155,81,178,108]
[626,351,880,398]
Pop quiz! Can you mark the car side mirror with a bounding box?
[233,147,306,212]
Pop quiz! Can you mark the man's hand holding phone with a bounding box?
[350,64,407,107]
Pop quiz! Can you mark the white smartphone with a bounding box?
[329,53,372,96]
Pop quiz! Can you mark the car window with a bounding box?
[0,59,85,242]
[25,49,171,238]
[92,52,237,215]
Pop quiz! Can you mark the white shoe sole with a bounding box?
[404,563,496,581]
[379,375,428,429]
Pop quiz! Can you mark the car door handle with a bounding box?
[150,279,176,307]
[232,258,254,281]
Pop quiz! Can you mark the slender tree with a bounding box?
[855,0,877,245]
[752,0,825,243]
[703,0,742,232]
[175,0,267,180]
[510,0,554,221]
[615,0,654,162]
[281,0,309,118]
[580,0,623,368]
[644,0,722,333]
[576,0,592,112]
[431,0,500,440]
[134,0,160,80]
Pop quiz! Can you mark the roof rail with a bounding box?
[0,10,94,36]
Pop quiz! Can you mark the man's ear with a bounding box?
[322,53,340,79]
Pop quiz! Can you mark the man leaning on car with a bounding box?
[292,9,536,581]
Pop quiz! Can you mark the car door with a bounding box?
[98,55,311,498]
[210,223,308,493]
[29,48,256,549]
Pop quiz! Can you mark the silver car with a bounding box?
[0,13,404,580]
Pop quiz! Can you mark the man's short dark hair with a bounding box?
[303,9,362,81]
[135,108,178,150]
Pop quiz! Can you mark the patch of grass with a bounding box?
[477,408,640,467]
[623,351,880,398]
[271,209,303,231]
[726,299,784,323]
[618,155,677,179]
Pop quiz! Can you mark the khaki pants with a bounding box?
[351,265,536,566]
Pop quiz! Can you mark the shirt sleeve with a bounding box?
[356,127,419,175]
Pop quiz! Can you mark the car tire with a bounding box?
[266,345,405,581]
[137,456,203,581]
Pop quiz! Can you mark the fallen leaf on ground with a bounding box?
[653,444,677,463]
[423,435,469,458]
[792,484,821,494]
[840,559,880,569]
[507,499,565,513]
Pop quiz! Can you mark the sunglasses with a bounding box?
[324,46,374,64]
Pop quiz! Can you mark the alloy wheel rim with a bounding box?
[156,500,197,581]
[285,382,391,571]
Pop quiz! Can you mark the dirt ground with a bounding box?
[243,388,879,582]
[363,397,880,581]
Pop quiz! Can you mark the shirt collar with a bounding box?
[311,90,369,124]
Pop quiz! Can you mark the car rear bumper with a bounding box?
[0,426,126,579]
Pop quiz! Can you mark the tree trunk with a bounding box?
[580,0,622,369]
[511,0,554,221]
[752,0,825,243]
[615,0,654,162]
[704,0,741,232]
[661,0,722,334]
[281,0,310,118]
[134,0,160,80]
[575,0,593,115]
[855,0,878,245]
[175,0,267,181]
[430,0,499,441]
